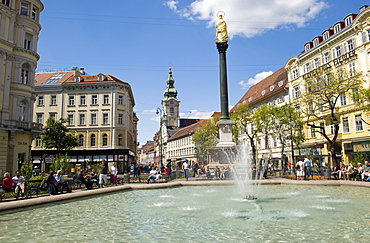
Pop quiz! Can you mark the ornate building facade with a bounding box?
[32,67,138,173]
[285,5,370,166]
[0,0,43,174]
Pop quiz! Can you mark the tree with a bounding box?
[192,115,220,157]
[41,118,79,154]
[50,154,70,175]
[299,70,364,167]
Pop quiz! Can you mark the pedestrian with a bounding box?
[12,171,26,199]
[0,172,13,200]
[110,162,118,186]
[99,159,108,188]
[303,157,312,180]
[182,160,190,181]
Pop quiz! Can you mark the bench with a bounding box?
[130,173,173,183]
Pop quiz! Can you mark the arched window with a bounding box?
[79,135,84,147]
[18,100,27,121]
[102,134,108,146]
[90,134,96,146]
[21,63,30,84]
[118,134,123,146]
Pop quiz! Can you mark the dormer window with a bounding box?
[345,16,353,27]
[323,31,329,40]
[248,97,252,102]
[75,77,81,82]
[304,43,311,52]
[261,90,265,96]
[278,80,284,86]
[334,23,343,34]
[270,85,275,91]
[98,74,105,81]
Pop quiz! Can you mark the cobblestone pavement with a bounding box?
[1,177,369,212]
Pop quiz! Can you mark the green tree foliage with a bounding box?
[50,154,70,174]
[299,70,364,167]
[41,118,79,153]
[20,161,33,184]
[192,115,220,156]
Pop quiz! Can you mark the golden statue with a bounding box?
[215,13,228,43]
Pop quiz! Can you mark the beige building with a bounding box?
[285,5,370,166]
[0,0,43,174]
[32,67,138,173]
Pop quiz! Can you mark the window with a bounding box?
[349,62,356,76]
[50,95,57,105]
[80,95,86,105]
[118,95,124,105]
[78,135,84,147]
[293,86,301,99]
[102,134,108,146]
[2,0,11,7]
[323,31,329,40]
[35,137,42,147]
[309,102,314,114]
[270,85,275,91]
[304,44,311,51]
[334,45,342,58]
[319,122,325,135]
[98,75,105,81]
[352,88,359,103]
[75,77,81,82]
[79,114,85,125]
[304,63,311,73]
[345,39,354,52]
[37,96,44,106]
[20,64,30,84]
[340,94,347,106]
[342,117,350,133]
[49,112,56,120]
[24,33,32,50]
[20,2,29,16]
[345,16,352,27]
[323,52,330,64]
[313,58,320,69]
[310,125,316,138]
[68,96,75,106]
[36,113,43,124]
[103,113,109,124]
[170,107,174,114]
[118,114,124,125]
[278,80,284,86]
[103,95,109,105]
[31,7,37,20]
[44,73,66,84]
[355,114,363,131]
[118,134,123,146]
[334,24,341,34]
[330,124,335,134]
[67,114,74,126]
[91,95,98,105]
[292,69,299,80]
[261,90,265,95]
[313,38,319,47]
[91,113,97,125]
[90,134,96,146]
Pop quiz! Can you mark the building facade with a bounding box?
[32,67,138,173]
[285,5,370,166]
[0,0,43,174]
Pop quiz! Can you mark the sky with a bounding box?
[37,0,369,145]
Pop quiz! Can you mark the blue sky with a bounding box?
[37,0,369,145]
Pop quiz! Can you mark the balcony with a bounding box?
[3,120,43,132]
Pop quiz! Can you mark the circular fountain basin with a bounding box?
[0,184,368,242]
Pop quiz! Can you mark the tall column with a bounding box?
[216,42,230,120]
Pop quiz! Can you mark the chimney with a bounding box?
[72,67,78,76]
[360,5,368,12]
[80,67,85,75]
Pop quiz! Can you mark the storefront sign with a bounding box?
[354,143,370,152]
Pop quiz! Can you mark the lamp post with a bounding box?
[156,108,163,168]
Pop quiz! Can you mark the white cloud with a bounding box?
[165,0,328,38]
[180,110,214,119]
[239,71,273,89]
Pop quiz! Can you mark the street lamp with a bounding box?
[156,108,163,168]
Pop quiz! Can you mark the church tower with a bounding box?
[162,68,180,127]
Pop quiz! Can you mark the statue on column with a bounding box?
[215,13,228,43]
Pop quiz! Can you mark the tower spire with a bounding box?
[163,67,178,99]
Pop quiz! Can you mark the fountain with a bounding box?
[1,185,369,241]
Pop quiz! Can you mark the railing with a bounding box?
[3,120,43,132]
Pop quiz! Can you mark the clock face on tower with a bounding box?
[170,100,174,105]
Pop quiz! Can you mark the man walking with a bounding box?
[303,157,312,181]
[183,160,190,181]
